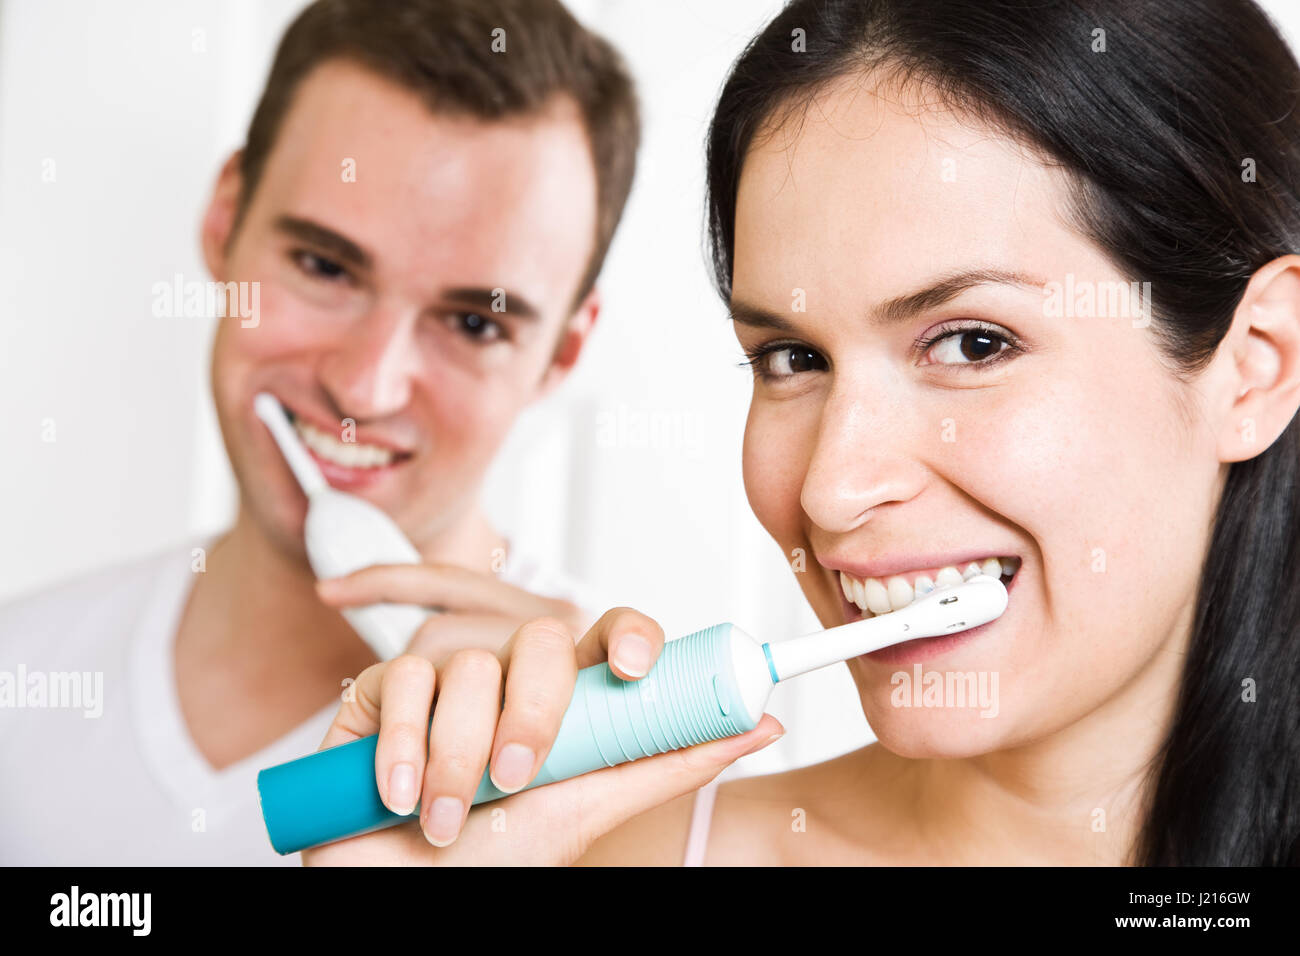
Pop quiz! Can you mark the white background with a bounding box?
[3,0,1298,778]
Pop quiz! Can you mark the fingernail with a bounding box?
[423,796,464,847]
[491,742,536,792]
[744,732,784,756]
[613,633,652,677]
[387,762,417,816]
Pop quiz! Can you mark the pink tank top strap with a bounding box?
[682,778,721,867]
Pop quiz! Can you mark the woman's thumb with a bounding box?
[543,714,786,852]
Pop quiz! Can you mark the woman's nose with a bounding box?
[798,385,928,533]
[317,302,422,421]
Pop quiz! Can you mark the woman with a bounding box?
[306,0,1300,865]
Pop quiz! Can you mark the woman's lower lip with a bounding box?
[846,570,1021,666]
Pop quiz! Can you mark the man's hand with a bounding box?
[315,562,591,667]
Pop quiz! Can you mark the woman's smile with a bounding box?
[830,553,1022,617]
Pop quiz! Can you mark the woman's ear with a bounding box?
[535,286,601,400]
[1216,254,1300,463]
[200,151,245,282]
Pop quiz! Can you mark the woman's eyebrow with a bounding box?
[874,269,1046,325]
[727,300,797,331]
[729,268,1046,331]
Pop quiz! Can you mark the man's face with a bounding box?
[205,60,599,555]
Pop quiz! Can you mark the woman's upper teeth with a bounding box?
[838,556,1020,616]
[294,418,395,469]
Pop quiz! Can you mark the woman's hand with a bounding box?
[315,561,591,667]
[301,608,784,866]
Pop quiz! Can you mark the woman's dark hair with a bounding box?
[706,0,1300,865]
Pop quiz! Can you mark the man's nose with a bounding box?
[798,381,928,534]
[317,301,421,420]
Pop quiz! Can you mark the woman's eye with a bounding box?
[744,344,828,381]
[292,250,348,282]
[453,312,506,343]
[924,326,1017,366]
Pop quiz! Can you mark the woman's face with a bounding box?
[732,73,1227,758]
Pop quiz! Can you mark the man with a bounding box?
[0,0,638,864]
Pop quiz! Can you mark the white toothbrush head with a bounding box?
[765,574,1010,681]
[254,392,327,497]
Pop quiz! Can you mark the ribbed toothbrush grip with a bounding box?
[473,622,751,803]
[258,623,754,854]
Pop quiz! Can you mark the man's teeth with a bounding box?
[839,557,1020,617]
[293,418,395,469]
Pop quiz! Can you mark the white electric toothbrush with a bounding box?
[253,392,435,660]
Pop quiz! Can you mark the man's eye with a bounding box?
[454,312,506,342]
[741,343,828,381]
[292,250,348,282]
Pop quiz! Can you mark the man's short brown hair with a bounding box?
[237,0,639,307]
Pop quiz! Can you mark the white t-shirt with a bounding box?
[0,541,600,865]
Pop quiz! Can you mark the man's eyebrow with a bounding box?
[728,269,1047,332]
[274,215,372,271]
[442,287,541,320]
[270,219,542,319]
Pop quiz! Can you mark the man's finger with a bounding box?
[316,562,555,617]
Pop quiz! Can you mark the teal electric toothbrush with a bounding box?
[257,573,1008,854]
